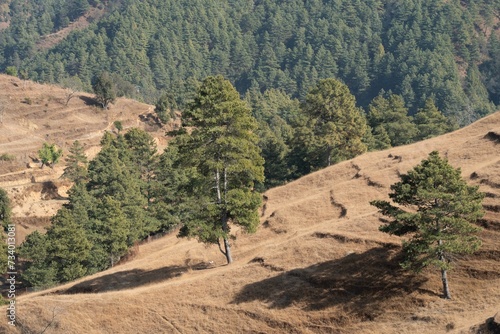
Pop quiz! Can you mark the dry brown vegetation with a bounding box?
[0,74,172,243]
[0,76,499,333]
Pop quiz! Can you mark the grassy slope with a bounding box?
[1,102,499,332]
[0,74,170,243]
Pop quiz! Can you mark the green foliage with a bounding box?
[367,94,417,147]
[371,151,484,298]
[38,142,63,168]
[19,231,57,288]
[0,153,16,161]
[0,187,12,228]
[98,196,130,267]
[5,66,17,77]
[113,120,123,133]
[0,233,7,276]
[62,140,88,183]
[246,88,299,188]
[1,0,498,124]
[154,93,177,124]
[0,188,9,274]
[174,75,264,263]
[414,99,454,141]
[147,145,187,232]
[21,128,165,286]
[45,208,91,281]
[297,78,367,171]
[92,71,117,109]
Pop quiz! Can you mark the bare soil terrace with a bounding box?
[0,74,172,242]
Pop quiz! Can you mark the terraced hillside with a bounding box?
[1,106,498,333]
[0,74,170,242]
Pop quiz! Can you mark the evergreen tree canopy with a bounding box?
[414,99,454,141]
[371,151,484,299]
[45,208,92,282]
[367,94,418,147]
[0,187,11,227]
[62,140,88,183]
[1,0,498,124]
[175,75,264,264]
[300,78,367,168]
[92,71,117,109]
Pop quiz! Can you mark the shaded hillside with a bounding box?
[0,74,172,242]
[2,110,499,333]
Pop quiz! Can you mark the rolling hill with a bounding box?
[1,90,499,333]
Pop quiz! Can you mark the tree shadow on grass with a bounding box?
[79,95,101,107]
[233,246,435,319]
[58,265,188,294]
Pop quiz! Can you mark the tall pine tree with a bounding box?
[371,151,484,299]
[300,78,368,168]
[175,75,264,264]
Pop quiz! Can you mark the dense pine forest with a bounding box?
[0,0,499,125]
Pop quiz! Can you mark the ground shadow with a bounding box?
[79,95,101,107]
[233,246,433,318]
[60,265,188,294]
[41,181,66,200]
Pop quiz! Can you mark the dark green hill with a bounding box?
[0,0,499,124]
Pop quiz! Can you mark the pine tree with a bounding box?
[175,75,264,264]
[0,187,11,229]
[92,71,117,109]
[301,78,368,168]
[45,208,91,282]
[98,196,130,267]
[87,141,148,241]
[367,94,417,147]
[371,151,484,299]
[0,188,11,276]
[62,140,88,183]
[413,99,452,141]
[19,231,58,288]
[154,93,177,124]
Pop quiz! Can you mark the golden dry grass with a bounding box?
[0,74,174,242]
[1,77,499,333]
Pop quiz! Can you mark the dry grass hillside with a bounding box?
[0,99,498,333]
[0,74,173,242]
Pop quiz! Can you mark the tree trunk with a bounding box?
[441,268,451,299]
[438,238,451,299]
[216,167,233,264]
[327,145,332,166]
[223,236,233,264]
[222,167,232,264]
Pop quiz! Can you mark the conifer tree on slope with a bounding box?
[413,99,454,141]
[62,140,88,183]
[175,75,264,264]
[300,78,367,169]
[371,151,484,299]
[367,94,417,147]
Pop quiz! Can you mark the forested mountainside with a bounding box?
[0,0,499,125]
